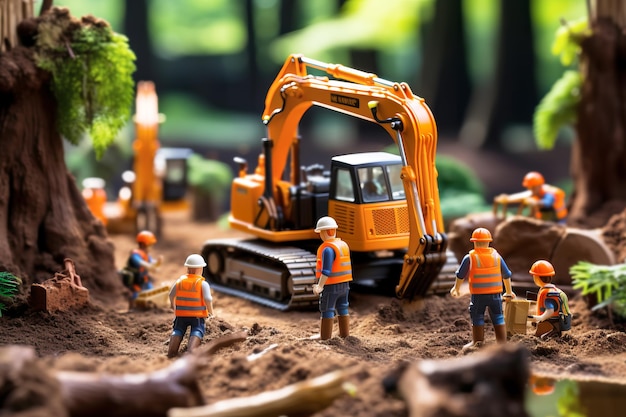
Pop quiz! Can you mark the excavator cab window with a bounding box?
[386,164,405,200]
[330,152,404,205]
[358,166,389,203]
[335,168,356,202]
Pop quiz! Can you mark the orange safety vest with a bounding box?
[316,238,353,285]
[537,284,570,317]
[174,274,208,318]
[468,248,503,295]
[132,249,149,271]
[534,185,568,221]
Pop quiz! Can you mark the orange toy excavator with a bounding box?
[201,54,456,310]
[83,81,192,236]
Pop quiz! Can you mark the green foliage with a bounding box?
[557,380,587,417]
[187,154,233,199]
[34,9,136,158]
[552,17,589,67]
[0,272,21,317]
[571,262,626,317]
[436,155,490,221]
[436,154,485,196]
[271,0,423,60]
[533,16,589,151]
[533,70,582,150]
[151,0,245,56]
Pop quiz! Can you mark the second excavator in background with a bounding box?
[201,54,457,310]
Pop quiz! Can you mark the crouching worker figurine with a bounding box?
[528,260,572,340]
[167,254,214,358]
[313,216,352,340]
[121,230,163,311]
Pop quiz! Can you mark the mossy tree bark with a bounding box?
[569,1,626,226]
[0,30,121,307]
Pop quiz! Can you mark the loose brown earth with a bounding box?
[2,210,626,416]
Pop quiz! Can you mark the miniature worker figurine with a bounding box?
[123,230,163,310]
[450,228,515,350]
[528,260,572,340]
[313,216,353,340]
[495,171,568,224]
[168,254,214,358]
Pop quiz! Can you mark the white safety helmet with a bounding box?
[314,216,338,233]
[184,254,207,268]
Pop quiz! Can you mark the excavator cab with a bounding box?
[329,152,409,253]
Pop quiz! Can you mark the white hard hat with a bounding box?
[184,254,207,268]
[314,216,338,233]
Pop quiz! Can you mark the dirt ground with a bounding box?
[2,210,626,417]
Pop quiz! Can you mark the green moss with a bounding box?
[34,8,136,158]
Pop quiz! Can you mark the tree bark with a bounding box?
[569,7,626,225]
[0,39,120,305]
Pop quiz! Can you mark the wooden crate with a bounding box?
[505,299,530,335]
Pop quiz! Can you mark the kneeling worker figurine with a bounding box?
[313,216,352,340]
[167,254,214,357]
[529,260,572,339]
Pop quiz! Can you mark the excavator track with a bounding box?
[201,238,459,310]
[201,238,319,311]
[426,249,460,296]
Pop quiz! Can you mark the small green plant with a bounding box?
[0,272,21,317]
[34,7,136,158]
[571,261,626,317]
[557,380,587,417]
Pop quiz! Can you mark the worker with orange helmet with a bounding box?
[528,260,572,339]
[450,227,515,351]
[123,230,163,310]
[496,172,568,224]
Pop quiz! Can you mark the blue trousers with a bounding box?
[172,317,206,339]
[469,293,504,326]
[319,282,350,319]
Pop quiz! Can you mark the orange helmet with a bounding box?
[470,228,492,242]
[529,260,555,276]
[136,230,157,245]
[522,171,545,188]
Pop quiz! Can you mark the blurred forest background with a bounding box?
[51,0,585,214]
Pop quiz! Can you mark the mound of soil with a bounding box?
[1,211,626,417]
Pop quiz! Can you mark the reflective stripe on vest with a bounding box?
[175,274,207,318]
[316,238,353,285]
[468,248,503,294]
[537,284,570,317]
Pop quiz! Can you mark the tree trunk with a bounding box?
[0,44,121,306]
[122,0,153,84]
[460,0,537,150]
[569,2,626,226]
[420,0,471,136]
